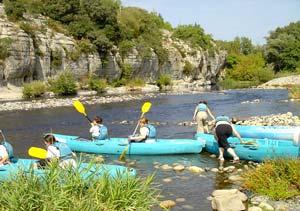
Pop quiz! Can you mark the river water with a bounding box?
[0,89,300,210]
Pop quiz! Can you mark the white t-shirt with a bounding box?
[46,145,60,158]
[90,125,100,137]
[140,126,150,137]
[0,145,8,165]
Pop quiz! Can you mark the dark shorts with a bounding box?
[215,124,233,150]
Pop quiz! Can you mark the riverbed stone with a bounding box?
[259,202,274,211]
[188,166,204,173]
[248,206,262,211]
[159,200,176,209]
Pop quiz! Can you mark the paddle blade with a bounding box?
[141,102,152,114]
[119,146,129,162]
[28,147,47,159]
[73,100,87,116]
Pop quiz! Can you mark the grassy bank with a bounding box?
[0,162,158,211]
[242,158,300,200]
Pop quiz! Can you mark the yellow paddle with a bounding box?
[73,100,92,122]
[119,102,152,162]
[28,147,47,159]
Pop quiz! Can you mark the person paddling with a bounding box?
[129,117,156,143]
[89,116,108,140]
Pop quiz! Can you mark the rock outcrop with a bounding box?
[0,3,226,88]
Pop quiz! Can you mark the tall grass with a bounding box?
[242,158,300,200]
[0,162,158,211]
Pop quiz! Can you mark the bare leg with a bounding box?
[218,147,224,161]
[227,148,239,160]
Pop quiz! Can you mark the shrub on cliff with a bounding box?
[87,75,107,93]
[48,71,77,96]
[156,74,172,90]
[23,81,46,99]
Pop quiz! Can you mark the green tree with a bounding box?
[265,21,300,72]
[172,24,213,49]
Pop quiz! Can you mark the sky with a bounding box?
[121,0,300,45]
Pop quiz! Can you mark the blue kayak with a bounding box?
[0,158,136,182]
[53,134,203,155]
[195,133,300,162]
[195,125,300,141]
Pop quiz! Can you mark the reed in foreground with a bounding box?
[242,158,300,200]
[0,162,158,211]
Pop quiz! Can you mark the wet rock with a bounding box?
[248,207,263,211]
[162,178,173,183]
[175,198,186,202]
[188,166,204,173]
[181,205,194,209]
[159,200,176,209]
[259,202,274,211]
[161,164,173,171]
[173,164,185,171]
[211,189,247,211]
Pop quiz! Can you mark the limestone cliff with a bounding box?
[0,4,226,88]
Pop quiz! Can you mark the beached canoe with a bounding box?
[196,125,300,141]
[233,125,300,141]
[0,158,136,182]
[195,133,300,162]
[53,133,203,155]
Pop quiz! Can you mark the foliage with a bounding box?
[288,87,300,99]
[48,71,77,95]
[218,78,259,89]
[156,74,172,89]
[50,48,63,70]
[0,161,158,211]
[120,63,133,80]
[22,81,46,99]
[183,60,194,76]
[172,24,213,49]
[3,0,26,21]
[242,158,300,200]
[126,78,146,87]
[119,40,134,60]
[216,36,254,55]
[226,53,271,81]
[0,38,13,60]
[87,75,107,92]
[265,21,300,72]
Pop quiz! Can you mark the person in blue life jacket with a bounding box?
[193,100,215,133]
[129,117,156,143]
[37,134,77,168]
[89,116,108,140]
[214,115,245,162]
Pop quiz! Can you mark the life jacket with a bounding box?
[147,124,156,138]
[2,142,14,159]
[53,142,73,158]
[95,125,108,140]
[215,115,231,123]
[197,103,207,112]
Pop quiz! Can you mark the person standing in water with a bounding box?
[193,100,215,133]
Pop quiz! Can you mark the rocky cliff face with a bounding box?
[0,4,226,88]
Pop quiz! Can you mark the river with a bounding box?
[0,88,299,210]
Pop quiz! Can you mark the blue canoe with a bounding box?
[233,125,300,141]
[0,158,136,182]
[195,133,300,162]
[195,125,300,141]
[53,134,203,155]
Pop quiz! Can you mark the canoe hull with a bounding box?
[53,134,203,155]
[0,158,136,182]
[234,125,300,140]
[196,133,300,162]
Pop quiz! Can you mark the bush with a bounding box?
[242,158,300,200]
[0,161,158,211]
[87,76,107,92]
[156,74,172,89]
[126,78,146,87]
[257,67,274,83]
[288,87,300,99]
[23,81,46,99]
[218,78,258,89]
[48,71,77,95]
[183,61,194,76]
